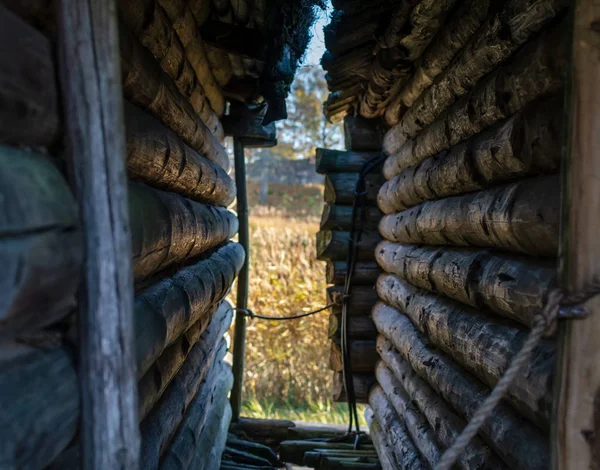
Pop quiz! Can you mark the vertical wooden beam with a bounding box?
[56,0,139,468]
[231,137,249,421]
[554,1,600,468]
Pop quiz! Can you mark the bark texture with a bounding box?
[365,407,400,470]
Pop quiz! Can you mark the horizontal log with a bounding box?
[118,0,223,139]
[324,173,384,205]
[380,95,562,204]
[368,386,426,470]
[329,340,378,373]
[375,241,556,327]
[383,0,569,155]
[373,302,549,469]
[324,7,389,57]
[229,418,296,446]
[327,286,378,317]
[130,182,238,282]
[125,103,235,206]
[379,176,560,257]
[377,274,554,427]
[321,204,382,232]
[332,372,375,403]
[223,446,274,467]
[377,336,507,469]
[303,450,378,469]
[317,230,381,262]
[119,20,230,172]
[191,401,232,470]
[318,457,380,469]
[326,260,381,285]
[316,149,382,174]
[224,438,280,467]
[343,115,383,152]
[364,407,399,470]
[140,338,228,469]
[0,147,81,337]
[137,302,222,420]
[0,5,59,147]
[385,0,491,126]
[160,359,234,470]
[280,440,375,466]
[328,314,377,342]
[375,362,442,467]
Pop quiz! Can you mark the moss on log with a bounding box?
[130,182,238,282]
[125,103,235,206]
[383,0,568,155]
[317,230,381,262]
[375,241,556,327]
[373,302,549,469]
[332,372,375,403]
[375,362,442,467]
[368,386,426,469]
[377,336,507,469]
[380,95,562,203]
[328,314,377,343]
[329,340,378,373]
[377,274,554,428]
[379,176,560,257]
[324,173,384,205]
[326,260,381,286]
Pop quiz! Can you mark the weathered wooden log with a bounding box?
[380,95,562,200]
[321,204,382,232]
[377,336,507,469]
[125,103,235,206]
[329,340,378,373]
[140,338,228,469]
[316,149,382,174]
[280,440,375,466]
[365,407,399,470]
[317,230,381,262]
[375,241,556,327]
[0,5,59,147]
[322,45,374,82]
[324,7,388,57]
[137,302,223,420]
[129,182,238,282]
[343,115,383,152]
[203,44,233,87]
[160,360,234,470]
[384,5,568,155]
[332,372,375,403]
[329,314,377,342]
[135,242,244,376]
[224,438,280,467]
[223,446,274,467]
[303,450,378,468]
[288,423,364,442]
[326,260,381,286]
[375,362,442,467]
[317,456,381,469]
[327,286,378,317]
[326,103,352,124]
[229,418,296,446]
[377,274,554,427]
[379,176,560,257]
[117,0,223,139]
[191,403,232,470]
[0,147,81,337]
[369,386,426,470]
[324,173,384,205]
[119,21,230,172]
[373,302,549,469]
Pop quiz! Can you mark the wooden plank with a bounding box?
[554,1,600,468]
[56,0,139,468]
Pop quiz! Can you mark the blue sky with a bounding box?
[303,2,333,67]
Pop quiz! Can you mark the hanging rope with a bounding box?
[231,301,339,321]
[436,282,600,470]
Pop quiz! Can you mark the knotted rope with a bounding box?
[436,282,600,470]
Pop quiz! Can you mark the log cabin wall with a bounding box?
[322,0,570,468]
[0,0,318,467]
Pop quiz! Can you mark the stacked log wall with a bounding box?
[361,1,569,468]
[316,116,384,403]
[0,5,241,468]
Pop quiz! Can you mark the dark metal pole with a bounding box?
[231,137,249,421]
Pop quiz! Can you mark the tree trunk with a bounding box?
[372,302,549,469]
[383,0,568,155]
[321,204,382,232]
[329,340,378,373]
[326,260,381,286]
[327,286,378,317]
[324,173,384,205]
[377,336,507,469]
[328,314,377,342]
[380,94,562,200]
[316,148,382,174]
[379,176,560,257]
[375,241,557,327]
[365,407,400,470]
[332,372,375,403]
[125,103,235,206]
[317,230,381,261]
[368,386,427,470]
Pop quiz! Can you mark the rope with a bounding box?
[231,301,339,321]
[436,282,600,470]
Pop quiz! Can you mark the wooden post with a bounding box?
[56,0,139,468]
[231,137,249,421]
[554,1,600,468]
